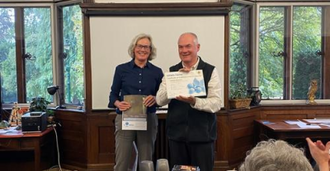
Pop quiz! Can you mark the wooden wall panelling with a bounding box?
[55,105,330,171]
[229,108,259,168]
[82,14,92,114]
[215,107,260,170]
[323,6,330,98]
[231,112,256,163]
[223,12,230,110]
[86,111,116,170]
[215,111,233,170]
[55,109,261,171]
[260,105,330,119]
[55,110,88,170]
[80,2,232,16]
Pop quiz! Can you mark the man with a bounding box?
[156,32,222,171]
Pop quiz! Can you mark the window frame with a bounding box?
[0,3,56,109]
[0,0,85,110]
[229,1,254,98]
[255,2,330,105]
[55,0,84,109]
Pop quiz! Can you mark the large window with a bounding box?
[257,4,328,101]
[24,8,53,102]
[229,3,252,98]
[258,7,285,99]
[0,2,84,109]
[292,7,322,100]
[0,6,53,104]
[0,8,16,103]
[59,4,84,106]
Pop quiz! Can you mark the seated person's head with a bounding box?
[239,139,313,171]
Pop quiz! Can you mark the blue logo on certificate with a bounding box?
[187,78,205,94]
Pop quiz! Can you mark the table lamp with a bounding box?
[47,85,65,109]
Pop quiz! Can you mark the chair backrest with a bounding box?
[140,160,154,171]
[156,159,169,171]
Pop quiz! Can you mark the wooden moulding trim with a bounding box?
[80,2,232,16]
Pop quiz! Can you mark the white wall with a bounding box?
[90,16,225,109]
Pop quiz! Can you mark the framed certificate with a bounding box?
[165,70,206,99]
[122,95,147,130]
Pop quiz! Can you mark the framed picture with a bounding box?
[9,103,29,127]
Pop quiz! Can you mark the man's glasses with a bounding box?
[136,44,151,50]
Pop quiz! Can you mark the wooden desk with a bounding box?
[255,120,330,140]
[0,127,54,171]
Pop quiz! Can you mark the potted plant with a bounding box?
[229,85,252,109]
[29,97,55,123]
[30,97,50,112]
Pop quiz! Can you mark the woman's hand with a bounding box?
[114,100,131,111]
[306,137,330,171]
[143,95,156,107]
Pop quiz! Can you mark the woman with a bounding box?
[239,139,313,171]
[108,33,163,171]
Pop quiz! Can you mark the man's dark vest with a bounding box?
[167,58,217,142]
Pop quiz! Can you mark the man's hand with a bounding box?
[114,100,131,111]
[176,95,196,106]
[178,67,191,72]
[143,95,156,107]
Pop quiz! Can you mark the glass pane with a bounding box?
[229,4,250,97]
[259,7,285,99]
[24,8,53,102]
[0,8,17,104]
[292,7,322,100]
[63,5,84,105]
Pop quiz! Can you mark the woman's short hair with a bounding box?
[239,139,313,171]
[128,33,157,61]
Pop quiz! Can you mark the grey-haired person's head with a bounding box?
[239,139,313,171]
[128,33,157,61]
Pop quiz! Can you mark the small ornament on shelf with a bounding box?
[307,79,318,105]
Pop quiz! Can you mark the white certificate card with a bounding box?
[165,70,206,99]
[122,95,147,130]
